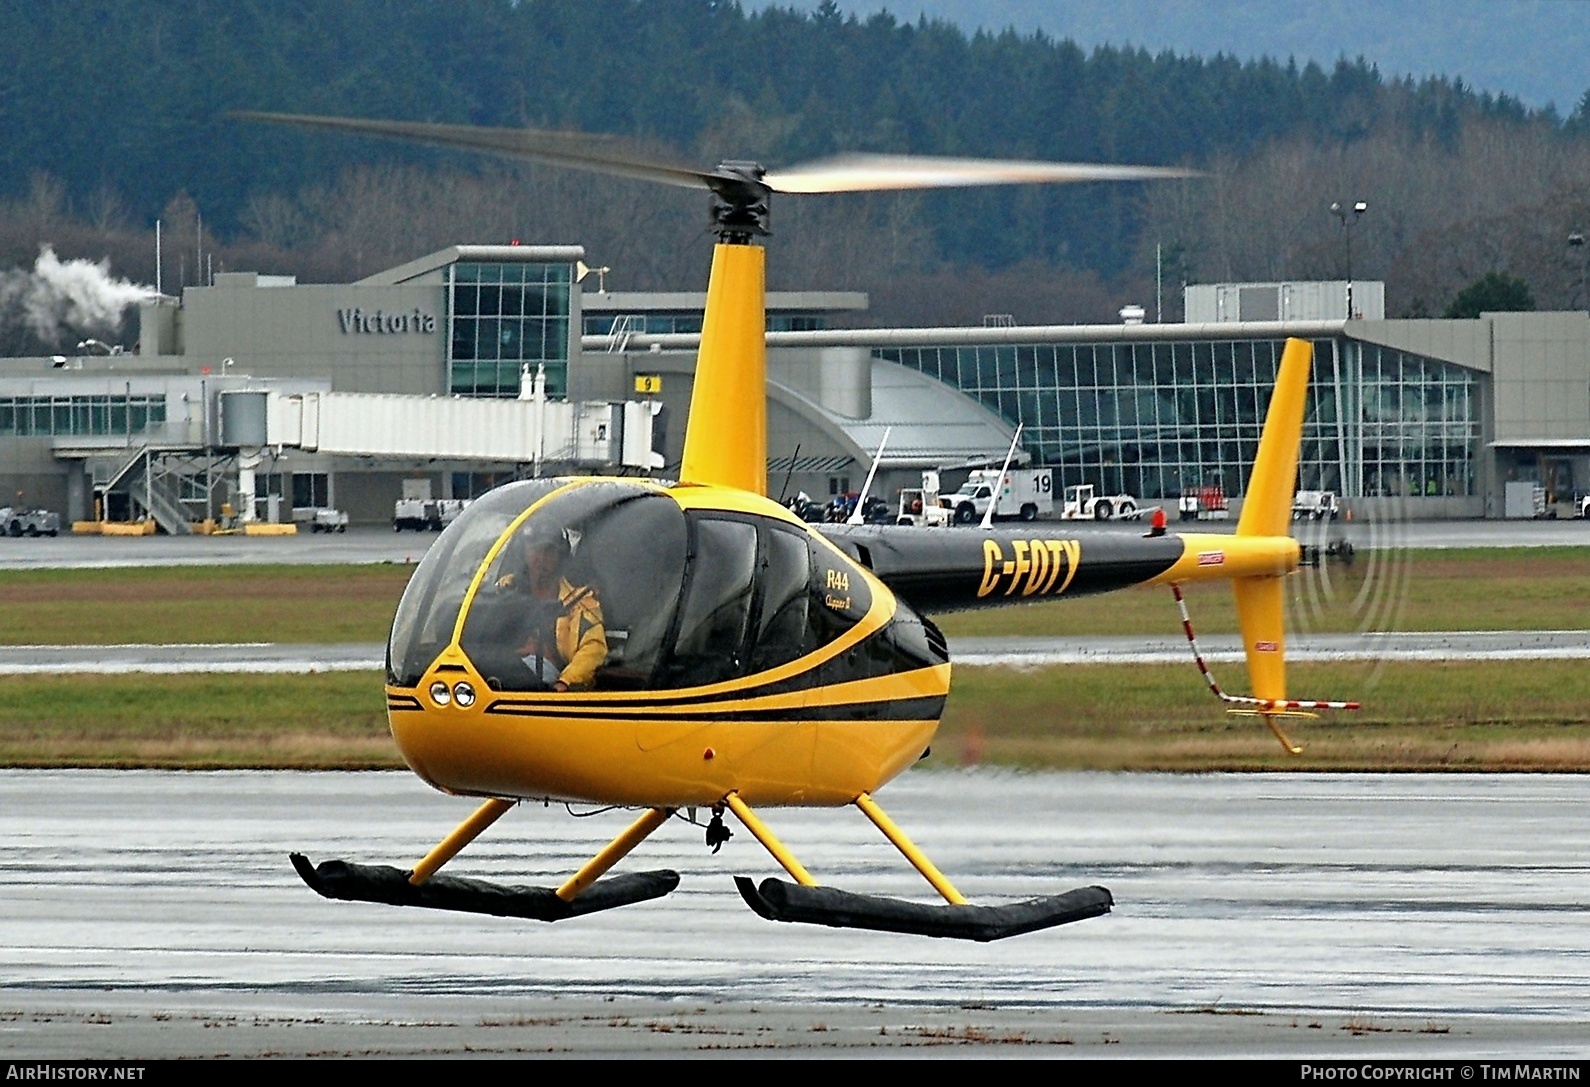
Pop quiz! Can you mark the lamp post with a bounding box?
[1330,200,1367,318]
[1569,232,1586,311]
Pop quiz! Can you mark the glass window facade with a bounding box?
[582,312,826,336]
[767,313,825,332]
[583,314,702,337]
[0,394,166,437]
[448,262,571,398]
[881,337,1478,500]
[1354,343,1479,498]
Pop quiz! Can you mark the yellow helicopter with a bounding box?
[246,112,1355,940]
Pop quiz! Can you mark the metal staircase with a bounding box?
[91,446,232,535]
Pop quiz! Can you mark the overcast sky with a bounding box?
[763,1,1590,114]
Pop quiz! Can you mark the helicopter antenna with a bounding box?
[847,426,891,526]
[980,424,1023,531]
[777,442,801,504]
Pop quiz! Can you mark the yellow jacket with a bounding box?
[549,578,607,689]
[497,574,608,690]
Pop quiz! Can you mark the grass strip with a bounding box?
[930,659,1590,771]
[0,564,415,645]
[935,546,1590,637]
[2,660,1588,772]
[0,547,1585,644]
[0,672,398,769]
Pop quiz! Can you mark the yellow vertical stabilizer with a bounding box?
[1232,337,1312,704]
[1232,575,1288,702]
[1237,338,1312,540]
[680,243,767,494]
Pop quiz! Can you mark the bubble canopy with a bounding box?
[385,479,898,693]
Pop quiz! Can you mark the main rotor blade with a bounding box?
[231,111,716,192]
[764,153,1197,194]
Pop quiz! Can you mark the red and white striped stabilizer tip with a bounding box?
[1169,584,1360,713]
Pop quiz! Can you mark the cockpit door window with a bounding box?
[656,517,759,689]
[748,525,812,675]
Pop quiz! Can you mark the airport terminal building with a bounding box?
[604,277,1590,519]
[0,243,1585,525]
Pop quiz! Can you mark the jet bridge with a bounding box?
[220,389,664,470]
[45,370,666,533]
[217,383,666,524]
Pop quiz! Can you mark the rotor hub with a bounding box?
[707,161,771,243]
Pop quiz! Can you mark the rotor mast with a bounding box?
[678,164,773,495]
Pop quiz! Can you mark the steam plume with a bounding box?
[0,246,159,347]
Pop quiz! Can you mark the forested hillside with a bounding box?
[2,0,1588,352]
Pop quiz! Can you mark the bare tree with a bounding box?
[1136,114,1590,317]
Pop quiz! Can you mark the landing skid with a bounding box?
[290,801,679,923]
[722,791,1112,940]
[291,853,679,921]
[736,876,1111,941]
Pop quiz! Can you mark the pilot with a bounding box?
[499,522,607,692]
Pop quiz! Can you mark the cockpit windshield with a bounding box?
[388,478,885,694]
[386,479,566,687]
[460,482,687,692]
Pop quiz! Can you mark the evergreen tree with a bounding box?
[1444,272,1535,318]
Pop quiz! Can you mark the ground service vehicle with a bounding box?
[307,508,349,533]
[393,497,435,531]
[1504,482,1550,519]
[1059,483,1141,521]
[394,498,471,532]
[939,468,1053,524]
[1291,490,1339,520]
[896,470,950,527]
[249,109,1354,942]
[783,492,825,523]
[0,507,61,537]
[435,498,471,528]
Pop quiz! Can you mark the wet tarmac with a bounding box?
[3,769,1587,1057]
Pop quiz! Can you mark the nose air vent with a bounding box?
[921,615,949,663]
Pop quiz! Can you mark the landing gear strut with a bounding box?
[292,799,679,921]
[723,791,1111,941]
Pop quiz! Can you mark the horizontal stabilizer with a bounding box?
[291,853,678,920]
[735,876,1111,941]
[1170,572,1359,756]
